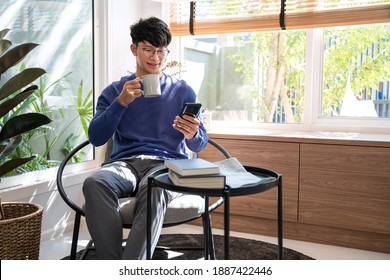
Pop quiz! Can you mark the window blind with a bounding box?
[169,0,390,36]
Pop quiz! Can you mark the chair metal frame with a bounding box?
[56,138,230,260]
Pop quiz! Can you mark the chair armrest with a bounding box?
[208,138,232,159]
[56,140,91,215]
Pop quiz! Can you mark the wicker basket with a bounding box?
[0,202,43,260]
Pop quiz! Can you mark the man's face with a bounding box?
[131,41,170,76]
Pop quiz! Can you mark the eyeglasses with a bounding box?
[141,47,170,58]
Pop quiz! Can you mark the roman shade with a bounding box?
[168,0,390,35]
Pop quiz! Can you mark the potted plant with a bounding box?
[0,28,51,259]
[0,28,51,177]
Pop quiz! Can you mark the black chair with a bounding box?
[56,138,231,260]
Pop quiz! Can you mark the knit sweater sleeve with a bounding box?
[185,120,208,152]
[88,83,127,147]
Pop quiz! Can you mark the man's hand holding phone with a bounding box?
[173,103,202,139]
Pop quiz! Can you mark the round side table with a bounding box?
[147,166,282,260]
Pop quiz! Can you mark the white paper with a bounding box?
[214,157,263,188]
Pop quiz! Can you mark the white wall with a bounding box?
[0,169,95,242]
[106,0,139,81]
[107,0,164,82]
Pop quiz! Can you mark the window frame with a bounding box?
[172,25,390,135]
[308,28,390,134]
[170,1,390,135]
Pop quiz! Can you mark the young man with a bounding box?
[83,17,208,259]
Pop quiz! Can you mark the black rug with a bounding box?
[62,234,314,260]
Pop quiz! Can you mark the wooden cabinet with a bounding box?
[199,138,299,222]
[200,133,390,253]
[300,143,390,235]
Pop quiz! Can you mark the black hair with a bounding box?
[130,17,172,47]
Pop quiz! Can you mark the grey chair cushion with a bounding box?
[119,194,205,225]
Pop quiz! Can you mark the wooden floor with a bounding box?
[40,224,390,260]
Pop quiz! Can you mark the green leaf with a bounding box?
[0,43,39,75]
[0,85,38,118]
[0,28,11,56]
[0,156,35,177]
[0,113,52,141]
[0,135,22,160]
[0,39,12,56]
[0,140,8,155]
[0,29,11,40]
[0,68,46,101]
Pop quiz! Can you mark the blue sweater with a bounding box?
[88,73,208,160]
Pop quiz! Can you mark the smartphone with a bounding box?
[180,103,202,117]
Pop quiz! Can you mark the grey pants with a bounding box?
[82,156,181,260]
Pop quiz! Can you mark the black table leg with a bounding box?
[224,190,230,260]
[146,177,152,260]
[204,196,210,260]
[278,175,283,260]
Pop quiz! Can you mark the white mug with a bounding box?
[140,74,161,98]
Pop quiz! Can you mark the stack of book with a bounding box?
[164,158,225,189]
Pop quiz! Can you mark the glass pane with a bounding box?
[180,30,306,123]
[322,24,390,118]
[0,0,93,175]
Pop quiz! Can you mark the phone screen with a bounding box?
[180,103,202,117]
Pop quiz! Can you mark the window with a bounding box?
[170,0,390,133]
[322,25,390,118]
[180,31,307,124]
[0,0,94,179]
